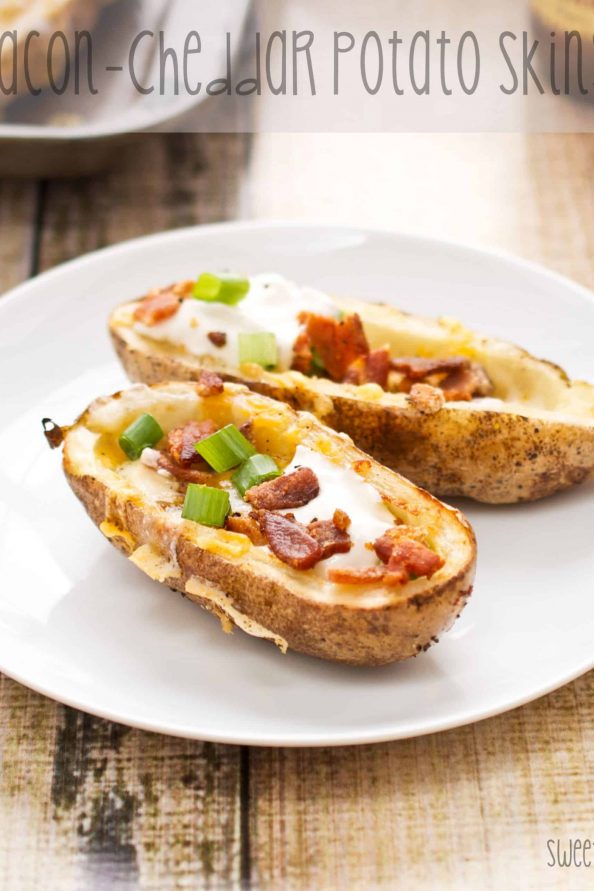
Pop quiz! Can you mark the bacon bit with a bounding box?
[207,331,227,348]
[239,420,254,442]
[390,356,470,380]
[291,329,314,375]
[388,540,443,579]
[196,370,225,397]
[440,362,493,401]
[157,454,212,483]
[167,419,218,466]
[307,519,352,559]
[333,508,351,531]
[294,312,369,381]
[226,515,267,546]
[327,527,443,587]
[374,529,444,580]
[364,348,391,387]
[245,466,320,510]
[344,347,391,388]
[172,280,195,297]
[133,290,181,326]
[407,383,445,415]
[253,510,322,570]
[391,356,493,401]
[327,566,387,585]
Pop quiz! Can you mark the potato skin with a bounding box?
[62,383,476,666]
[111,326,594,504]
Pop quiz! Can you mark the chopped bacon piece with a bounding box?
[172,280,195,297]
[374,529,444,580]
[327,566,388,585]
[293,312,369,381]
[326,527,443,587]
[196,370,225,397]
[344,347,391,388]
[291,329,314,375]
[207,331,227,348]
[158,418,219,482]
[390,355,493,401]
[157,454,211,484]
[440,362,493,401]
[245,466,320,510]
[133,290,181,326]
[253,510,322,570]
[290,307,493,401]
[333,509,351,531]
[390,356,470,380]
[307,519,352,559]
[167,419,218,466]
[239,420,254,443]
[373,531,399,565]
[407,383,445,415]
[327,563,410,587]
[226,515,267,546]
[364,348,391,387]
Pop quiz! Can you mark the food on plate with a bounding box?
[109,273,594,504]
[45,375,476,665]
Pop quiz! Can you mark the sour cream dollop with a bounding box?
[226,445,395,572]
[133,273,337,371]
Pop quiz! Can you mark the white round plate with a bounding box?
[1,222,593,746]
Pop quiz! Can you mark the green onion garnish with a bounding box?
[192,273,250,306]
[182,484,230,527]
[118,413,164,461]
[238,332,278,369]
[232,453,281,496]
[195,424,256,472]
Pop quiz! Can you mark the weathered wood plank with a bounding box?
[0,677,243,891]
[36,134,251,265]
[0,178,37,290]
[250,672,594,891]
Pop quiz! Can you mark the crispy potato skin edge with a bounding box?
[111,325,594,504]
[63,415,475,667]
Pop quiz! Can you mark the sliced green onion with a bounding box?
[192,273,250,306]
[118,413,164,461]
[232,454,281,496]
[182,484,230,527]
[195,424,256,472]
[238,332,278,369]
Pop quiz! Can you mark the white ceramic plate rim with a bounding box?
[2,220,594,747]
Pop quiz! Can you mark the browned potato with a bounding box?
[109,289,594,504]
[49,380,476,665]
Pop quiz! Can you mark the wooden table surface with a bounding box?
[0,132,593,890]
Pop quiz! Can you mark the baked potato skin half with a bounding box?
[60,382,476,666]
[110,317,594,505]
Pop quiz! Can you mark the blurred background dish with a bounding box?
[0,0,253,176]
